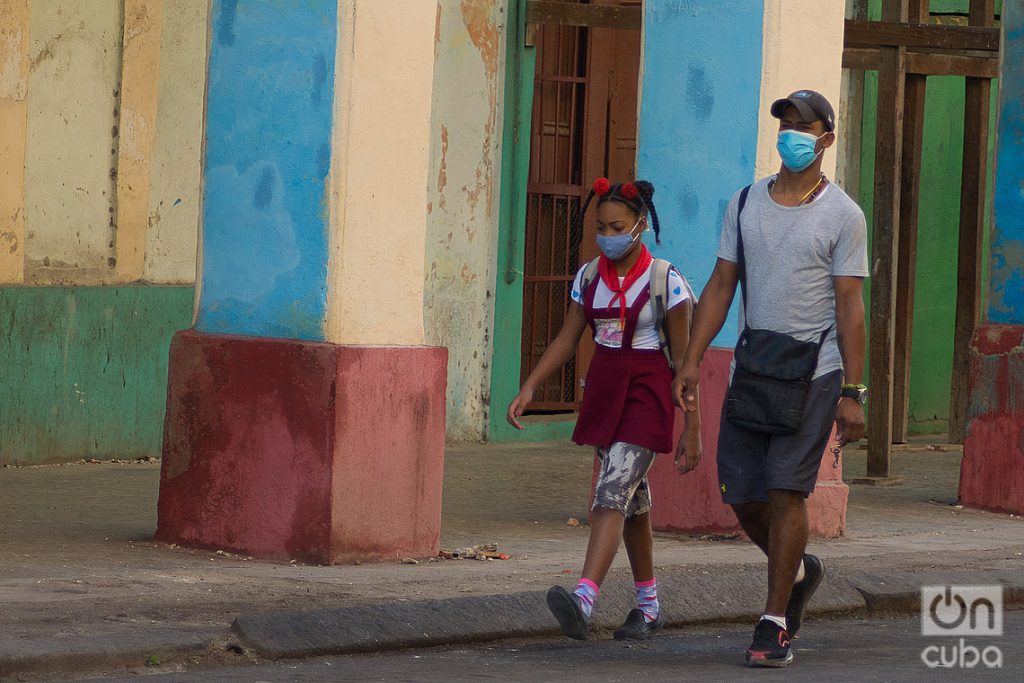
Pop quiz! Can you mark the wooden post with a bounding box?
[949,0,994,444]
[891,0,929,444]
[864,0,908,482]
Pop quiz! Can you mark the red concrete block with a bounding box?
[156,330,448,564]
[646,347,848,538]
[960,324,1024,514]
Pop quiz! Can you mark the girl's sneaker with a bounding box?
[745,617,794,667]
[613,608,664,640]
[546,585,590,640]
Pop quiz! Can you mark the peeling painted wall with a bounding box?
[15,0,205,287]
[0,1,207,464]
[143,0,205,284]
[425,0,506,440]
[24,1,121,284]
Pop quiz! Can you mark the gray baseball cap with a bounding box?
[770,90,835,132]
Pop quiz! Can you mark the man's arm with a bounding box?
[834,275,866,444]
[674,258,740,411]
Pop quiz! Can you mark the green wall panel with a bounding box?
[0,287,194,464]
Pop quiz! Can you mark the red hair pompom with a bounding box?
[593,177,611,196]
[620,183,639,200]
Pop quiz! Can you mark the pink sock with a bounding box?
[573,578,599,619]
[635,578,660,622]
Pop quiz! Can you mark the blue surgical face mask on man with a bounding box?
[777,129,827,172]
[596,216,644,261]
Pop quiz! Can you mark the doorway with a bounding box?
[519,0,642,415]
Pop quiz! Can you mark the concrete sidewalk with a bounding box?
[2,441,1023,680]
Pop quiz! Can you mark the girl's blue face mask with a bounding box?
[777,129,826,172]
[596,216,644,261]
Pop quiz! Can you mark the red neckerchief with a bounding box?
[597,244,653,329]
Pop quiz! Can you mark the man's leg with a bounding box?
[764,489,808,616]
[731,501,771,555]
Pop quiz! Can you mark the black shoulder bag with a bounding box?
[725,185,831,435]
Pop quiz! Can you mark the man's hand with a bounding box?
[835,397,865,446]
[674,425,702,474]
[673,362,701,413]
[506,388,534,431]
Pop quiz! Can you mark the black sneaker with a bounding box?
[745,618,794,668]
[613,608,664,641]
[546,585,590,640]
[786,554,824,637]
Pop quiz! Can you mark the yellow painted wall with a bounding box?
[424,0,506,440]
[13,0,205,287]
[0,1,29,284]
[143,0,206,284]
[24,0,121,284]
[326,0,437,346]
[755,0,846,181]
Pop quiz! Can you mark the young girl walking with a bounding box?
[507,177,702,641]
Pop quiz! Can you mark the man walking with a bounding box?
[675,90,868,667]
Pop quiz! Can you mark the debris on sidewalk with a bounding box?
[566,517,581,527]
[438,543,510,561]
[402,558,419,565]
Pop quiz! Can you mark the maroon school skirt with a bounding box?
[571,344,675,453]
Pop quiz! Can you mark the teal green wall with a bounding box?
[490,0,573,442]
[857,2,998,433]
[0,287,194,464]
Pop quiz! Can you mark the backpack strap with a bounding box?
[649,258,672,363]
[579,257,601,296]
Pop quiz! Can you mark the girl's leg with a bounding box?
[622,509,654,583]
[579,507,627,585]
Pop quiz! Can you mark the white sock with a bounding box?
[762,614,788,631]
[794,558,806,583]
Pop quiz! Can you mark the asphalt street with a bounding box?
[82,608,1020,682]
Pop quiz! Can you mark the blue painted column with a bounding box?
[638,0,764,347]
[988,4,1024,323]
[195,0,334,341]
[960,3,1024,514]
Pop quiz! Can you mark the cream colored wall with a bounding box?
[424,0,505,440]
[755,0,846,182]
[11,0,204,287]
[24,0,121,284]
[326,0,437,346]
[143,0,206,284]
[0,1,30,284]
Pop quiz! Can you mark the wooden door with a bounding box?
[520,1,641,414]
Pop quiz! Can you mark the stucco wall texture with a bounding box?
[5,0,205,287]
[425,0,506,440]
[0,1,207,464]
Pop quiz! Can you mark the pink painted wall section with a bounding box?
[646,348,847,538]
[156,330,447,563]
[960,324,1024,515]
[330,347,449,559]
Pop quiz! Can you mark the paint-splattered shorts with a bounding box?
[592,441,656,518]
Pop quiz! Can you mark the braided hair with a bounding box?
[573,178,662,245]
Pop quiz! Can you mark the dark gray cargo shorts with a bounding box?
[716,369,842,504]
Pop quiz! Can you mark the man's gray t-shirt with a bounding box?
[717,177,869,380]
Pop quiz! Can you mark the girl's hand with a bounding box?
[674,425,702,474]
[506,388,534,430]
